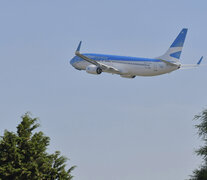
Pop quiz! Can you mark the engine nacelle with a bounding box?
[86,65,102,75]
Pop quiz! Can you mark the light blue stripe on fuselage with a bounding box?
[71,53,161,64]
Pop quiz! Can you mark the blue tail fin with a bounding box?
[157,28,188,62]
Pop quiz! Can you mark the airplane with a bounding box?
[70,28,203,78]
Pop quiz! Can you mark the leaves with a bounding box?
[194,109,207,139]
[190,109,207,180]
[0,113,75,180]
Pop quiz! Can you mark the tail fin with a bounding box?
[157,28,188,63]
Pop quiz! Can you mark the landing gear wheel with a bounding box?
[96,67,102,74]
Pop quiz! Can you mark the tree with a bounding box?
[0,113,75,180]
[190,109,207,180]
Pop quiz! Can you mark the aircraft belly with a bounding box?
[74,60,177,77]
[112,61,155,76]
[113,61,177,76]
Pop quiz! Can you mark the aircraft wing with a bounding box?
[75,41,121,74]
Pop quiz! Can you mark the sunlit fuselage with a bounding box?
[70,53,179,77]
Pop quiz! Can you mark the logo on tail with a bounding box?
[157,28,188,63]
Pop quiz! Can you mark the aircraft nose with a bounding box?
[70,57,76,66]
[70,56,82,70]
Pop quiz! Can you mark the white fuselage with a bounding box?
[71,29,191,78]
[70,54,179,77]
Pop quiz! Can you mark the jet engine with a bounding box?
[86,65,102,75]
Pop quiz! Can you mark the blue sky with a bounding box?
[0,0,207,179]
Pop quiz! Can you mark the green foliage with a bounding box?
[0,113,75,180]
[190,109,207,180]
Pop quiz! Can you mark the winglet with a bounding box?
[197,56,203,65]
[76,41,82,53]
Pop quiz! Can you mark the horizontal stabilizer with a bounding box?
[197,56,203,65]
[180,56,205,69]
